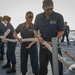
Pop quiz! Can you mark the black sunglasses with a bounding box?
[46,8,53,11]
[27,16,33,19]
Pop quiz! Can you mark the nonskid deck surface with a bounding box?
[0,41,75,75]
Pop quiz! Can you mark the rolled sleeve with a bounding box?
[15,24,21,33]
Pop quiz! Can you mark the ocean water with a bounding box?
[64,31,75,42]
[69,31,75,38]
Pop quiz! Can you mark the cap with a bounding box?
[25,11,33,18]
[2,15,11,22]
[43,0,54,10]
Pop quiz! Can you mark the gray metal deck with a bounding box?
[0,41,75,75]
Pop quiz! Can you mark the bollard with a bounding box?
[52,37,59,75]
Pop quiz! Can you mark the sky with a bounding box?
[0,0,75,30]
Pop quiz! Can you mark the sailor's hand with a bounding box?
[0,36,6,42]
[38,37,44,44]
[17,38,22,43]
[26,42,35,49]
[26,43,32,49]
[47,41,52,46]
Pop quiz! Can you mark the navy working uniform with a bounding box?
[34,11,64,75]
[0,21,5,60]
[61,22,70,45]
[5,23,16,64]
[2,23,17,73]
[15,23,38,74]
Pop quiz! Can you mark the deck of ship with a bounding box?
[0,41,75,75]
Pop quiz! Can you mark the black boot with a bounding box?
[35,74,38,75]
[68,43,70,45]
[22,73,26,75]
[2,60,11,68]
[0,55,4,60]
[7,63,16,73]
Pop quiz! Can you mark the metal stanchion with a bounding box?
[52,37,59,75]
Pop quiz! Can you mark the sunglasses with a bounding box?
[46,8,53,11]
[27,16,33,19]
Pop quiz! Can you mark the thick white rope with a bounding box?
[5,38,74,69]
[61,46,75,62]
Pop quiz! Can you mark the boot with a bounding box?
[0,55,4,60]
[2,60,11,68]
[22,73,26,75]
[68,43,70,45]
[7,63,16,73]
